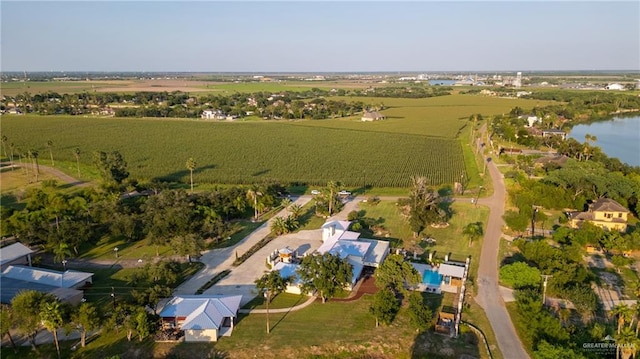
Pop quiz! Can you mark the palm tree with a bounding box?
[612,304,634,334]
[8,142,15,170]
[289,203,303,219]
[615,326,639,359]
[462,222,484,247]
[40,301,64,359]
[73,147,81,177]
[326,181,339,216]
[1,135,7,160]
[271,217,288,235]
[186,157,197,193]
[246,188,263,221]
[582,133,597,161]
[29,149,40,182]
[281,197,292,209]
[47,139,55,166]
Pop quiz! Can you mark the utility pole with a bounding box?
[541,275,553,306]
[264,289,270,334]
[475,186,483,208]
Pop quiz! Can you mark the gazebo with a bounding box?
[278,247,296,263]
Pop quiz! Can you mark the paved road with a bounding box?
[475,124,530,359]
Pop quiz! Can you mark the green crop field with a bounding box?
[1,115,466,187]
[297,94,556,137]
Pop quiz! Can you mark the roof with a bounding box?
[0,276,83,304]
[328,240,371,259]
[273,262,302,285]
[591,198,629,213]
[321,220,351,232]
[362,111,384,119]
[359,238,390,266]
[438,263,466,278]
[278,247,294,255]
[159,295,242,330]
[0,243,34,266]
[2,265,93,288]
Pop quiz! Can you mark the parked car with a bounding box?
[338,190,351,196]
[311,190,321,195]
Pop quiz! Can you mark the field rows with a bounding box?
[1,116,466,187]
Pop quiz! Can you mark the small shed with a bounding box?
[0,243,33,271]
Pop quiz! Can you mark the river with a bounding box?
[568,115,640,166]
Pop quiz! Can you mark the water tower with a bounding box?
[514,72,522,89]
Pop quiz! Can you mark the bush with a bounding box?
[347,210,359,221]
[500,262,542,289]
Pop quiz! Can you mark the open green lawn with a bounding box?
[356,200,489,275]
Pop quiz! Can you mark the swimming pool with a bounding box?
[422,268,443,287]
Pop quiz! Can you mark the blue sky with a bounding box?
[1,1,638,72]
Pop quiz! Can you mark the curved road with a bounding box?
[475,125,530,359]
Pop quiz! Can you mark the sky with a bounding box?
[1,1,639,72]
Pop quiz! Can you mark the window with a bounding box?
[618,213,623,218]
[605,213,613,219]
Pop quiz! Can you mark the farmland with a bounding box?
[0,93,552,188]
[0,115,465,187]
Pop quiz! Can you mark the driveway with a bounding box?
[172,196,312,297]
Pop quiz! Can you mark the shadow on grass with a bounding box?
[153,164,216,183]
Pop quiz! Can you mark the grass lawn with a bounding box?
[242,292,309,310]
[505,302,535,357]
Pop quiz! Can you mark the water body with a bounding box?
[568,115,640,166]
[428,79,457,86]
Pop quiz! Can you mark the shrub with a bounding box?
[500,262,542,289]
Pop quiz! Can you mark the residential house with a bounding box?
[201,109,226,120]
[568,198,629,232]
[361,111,385,122]
[159,295,242,342]
[605,83,625,91]
[541,129,567,140]
[0,264,93,305]
[272,220,390,294]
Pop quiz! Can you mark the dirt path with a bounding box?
[2,162,90,188]
[474,124,530,359]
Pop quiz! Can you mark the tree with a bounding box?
[186,157,197,193]
[246,187,263,221]
[171,233,204,262]
[370,287,399,327]
[71,302,101,348]
[134,307,153,342]
[533,340,587,359]
[288,203,303,219]
[615,326,639,359]
[612,304,634,334]
[462,221,484,247]
[0,304,17,352]
[255,271,290,302]
[40,300,65,359]
[375,254,420,295]
[93,150,129,187]
[407,291,432,332]
[73,147,81,177]
[1,135,7,159]
[298,253,352,303]
[408,176,446,237]
[271,216,288,235]
[29,149,40,182]
[11,290,52,350]
[47,139,55,166]
[499,262,542,289]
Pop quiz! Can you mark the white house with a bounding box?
[605,83,625,91]
[201,109,226,120]
[272,220,390,294]
[526,116,541,127]
[361,111,385,122]
[159,295,242,342]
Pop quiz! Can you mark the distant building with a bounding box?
[568,198,629,232]
[541,129,567,140]
[361,111,385,122]
[605,83,625,91]
[201,109,226,120]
